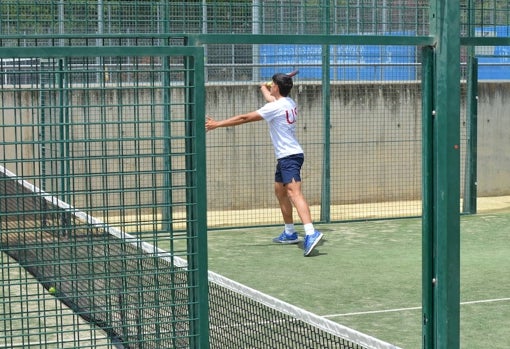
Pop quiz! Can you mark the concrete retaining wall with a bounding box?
[1,82,509,210]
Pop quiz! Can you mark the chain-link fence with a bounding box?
[1,2,510,346]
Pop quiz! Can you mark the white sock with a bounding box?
[284,224,295,235]
[304,223,315,236]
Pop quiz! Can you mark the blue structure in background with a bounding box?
[259,44,321,79]
[475,26,510,80]
[259,43,417,81]
[259,32,417,81]
[260,28,510,81]
[335,44,416,81]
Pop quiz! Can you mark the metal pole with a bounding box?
[58,0,64,47]
[421,45,434,349]
[356,0,360,33]
[382,0,387,33]
[462,0,478,214]
[427,0,461,347]
[96,0,104,83]
[252,0,261,82]
[320,0,331,222]
[202,0,208,82]
[463,56,478,214]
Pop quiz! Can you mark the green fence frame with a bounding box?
[190,32,435,224]
[0,45,209,348]
[2,1,510,348]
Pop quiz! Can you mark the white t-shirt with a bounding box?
[257,97,304,159]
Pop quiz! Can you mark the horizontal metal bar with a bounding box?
[461,37,510,46]
[189,34,436,46]
[3,34,510,47]
[0,46,201,58]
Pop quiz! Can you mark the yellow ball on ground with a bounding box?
[48,286,56,294]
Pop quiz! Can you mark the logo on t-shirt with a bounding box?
[285,108,297,124]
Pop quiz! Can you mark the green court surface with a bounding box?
[206,212,510,349]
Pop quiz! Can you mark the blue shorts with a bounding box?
[275,154,304,184]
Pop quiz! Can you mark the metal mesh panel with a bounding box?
[0,1,430,37]
[0,47,206,348]
[1,1,510,39]
[461,0,510,34]
[1,2,510,348]
[205,44,423,227]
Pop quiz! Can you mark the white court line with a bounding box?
[324,297,510,318]
[461,297,510,305]
[324,306,421,318]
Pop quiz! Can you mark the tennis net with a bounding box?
[0,164,400,349]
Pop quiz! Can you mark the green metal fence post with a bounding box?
[57,57,71,218]
[428,0,461,348]
[462,0,478,214]
[196,49,210,349]
[320,0,331,223]
[463,55,478,214]
[183,45,210,349]
[421,45,434,349]
[184,47,209,349]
